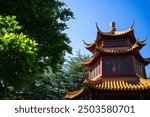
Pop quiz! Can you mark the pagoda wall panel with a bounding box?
[89,57,102,79]
[133,56,146,78]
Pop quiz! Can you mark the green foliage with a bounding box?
[0,0,74,71]
[0,15,38,89]
[0,0,75,99]
[64,51,90,92]
[18,52,90,100]
[21,66,66,100]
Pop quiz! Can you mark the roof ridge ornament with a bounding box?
[140,36,147,43]
[83,40,91,46]
[136,36,147,45]
[96,23,101,32]
[129,19,134,29]
[110,22,116,33]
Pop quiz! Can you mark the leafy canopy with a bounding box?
[0,15,38,88]
[0,0,75,99]
[20,52,90,100]
[0,0,74,71]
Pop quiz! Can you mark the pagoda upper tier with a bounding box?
[82,22,150,66]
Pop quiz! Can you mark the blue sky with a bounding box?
[62,0,150,76]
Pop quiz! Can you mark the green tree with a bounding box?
[20,52,89,100]
[64,51,90,92]
[25,66,66,100]
[0,0,74,99]
[0,0,74,71]
[0,16,38,99]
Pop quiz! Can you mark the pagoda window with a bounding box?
[103,39,129,47]
[104,61,111,73]
[103,57,133,75]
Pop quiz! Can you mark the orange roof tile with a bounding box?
[84,75,102,84]
[96,21,134,37]
[65,88,85,99]
[86,78,150,90]
[82,41,147,66]
[98,29,133,37]
[83,40,95,49]
[82,51,100,66]
[96,41,142,54]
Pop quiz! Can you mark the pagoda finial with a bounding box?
[110,22,116,33]
[129,20,134,29]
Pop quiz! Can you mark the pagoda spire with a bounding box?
[110,22,116,33]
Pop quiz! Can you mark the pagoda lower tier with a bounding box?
[65,77,150,100]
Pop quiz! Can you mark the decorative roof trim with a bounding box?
[96,22,101,32]
[96,41,141,54]
[129,20,134,29]
[65,88,86,99]
[82,66,102,84]
[135,52,150,65]
[96,22,134,36]
[139,36,147,44]
[82,51,99,65]
[83,40,96,51]
[144,58,150,63]
[97,29,133,36]
[87,78,150,90]
[84,75,102,84]
[82,41,144,66]
[83,40,91,46]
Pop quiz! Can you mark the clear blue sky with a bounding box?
[61,0,150,76]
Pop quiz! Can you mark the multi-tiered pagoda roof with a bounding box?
[65,21,150,100]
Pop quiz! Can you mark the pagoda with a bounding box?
[65,21,150,100]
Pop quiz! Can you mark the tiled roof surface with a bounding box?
[87,78,150,90]
[98,29,133,37]
[96,41,139,54]
[65,78,150,99]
